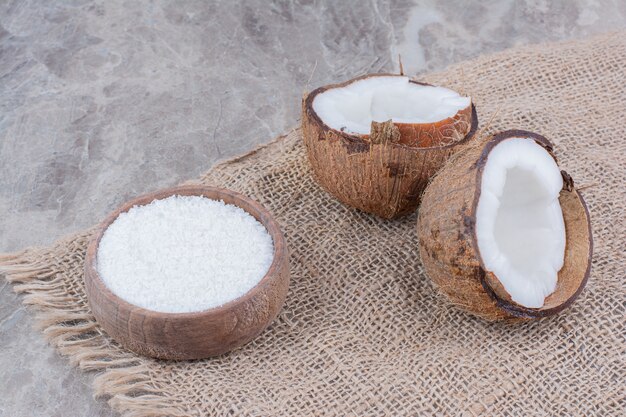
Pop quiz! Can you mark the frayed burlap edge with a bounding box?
[0,234,181,417]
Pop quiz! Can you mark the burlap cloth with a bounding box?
[1,32,625,416]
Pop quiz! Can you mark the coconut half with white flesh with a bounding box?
[417,130,592,320]
[303,74,477,219]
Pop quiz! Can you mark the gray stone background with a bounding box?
[1,0,624,415]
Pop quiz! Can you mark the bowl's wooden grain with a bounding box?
[84,185,290,360]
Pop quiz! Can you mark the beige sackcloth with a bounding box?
[1,32,625,416]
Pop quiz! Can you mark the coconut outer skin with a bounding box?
[302,74,477,219]
[416,130,593,320]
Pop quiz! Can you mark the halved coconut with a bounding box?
[417,130,592,320]
[302,74,477,219]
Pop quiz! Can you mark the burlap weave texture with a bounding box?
[1,32,624,416]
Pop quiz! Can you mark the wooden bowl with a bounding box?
[84,185,290,360]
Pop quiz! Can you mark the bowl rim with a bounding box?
[84,184,288,320]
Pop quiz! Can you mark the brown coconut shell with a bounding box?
[302,73,477,219]
[416,130,592,320]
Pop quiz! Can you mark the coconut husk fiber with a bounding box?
[1,32,625,416]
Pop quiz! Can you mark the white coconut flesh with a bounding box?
[312,76,471,135]
[475,138,566,309]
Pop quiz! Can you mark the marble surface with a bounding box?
[1,0,624,415]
